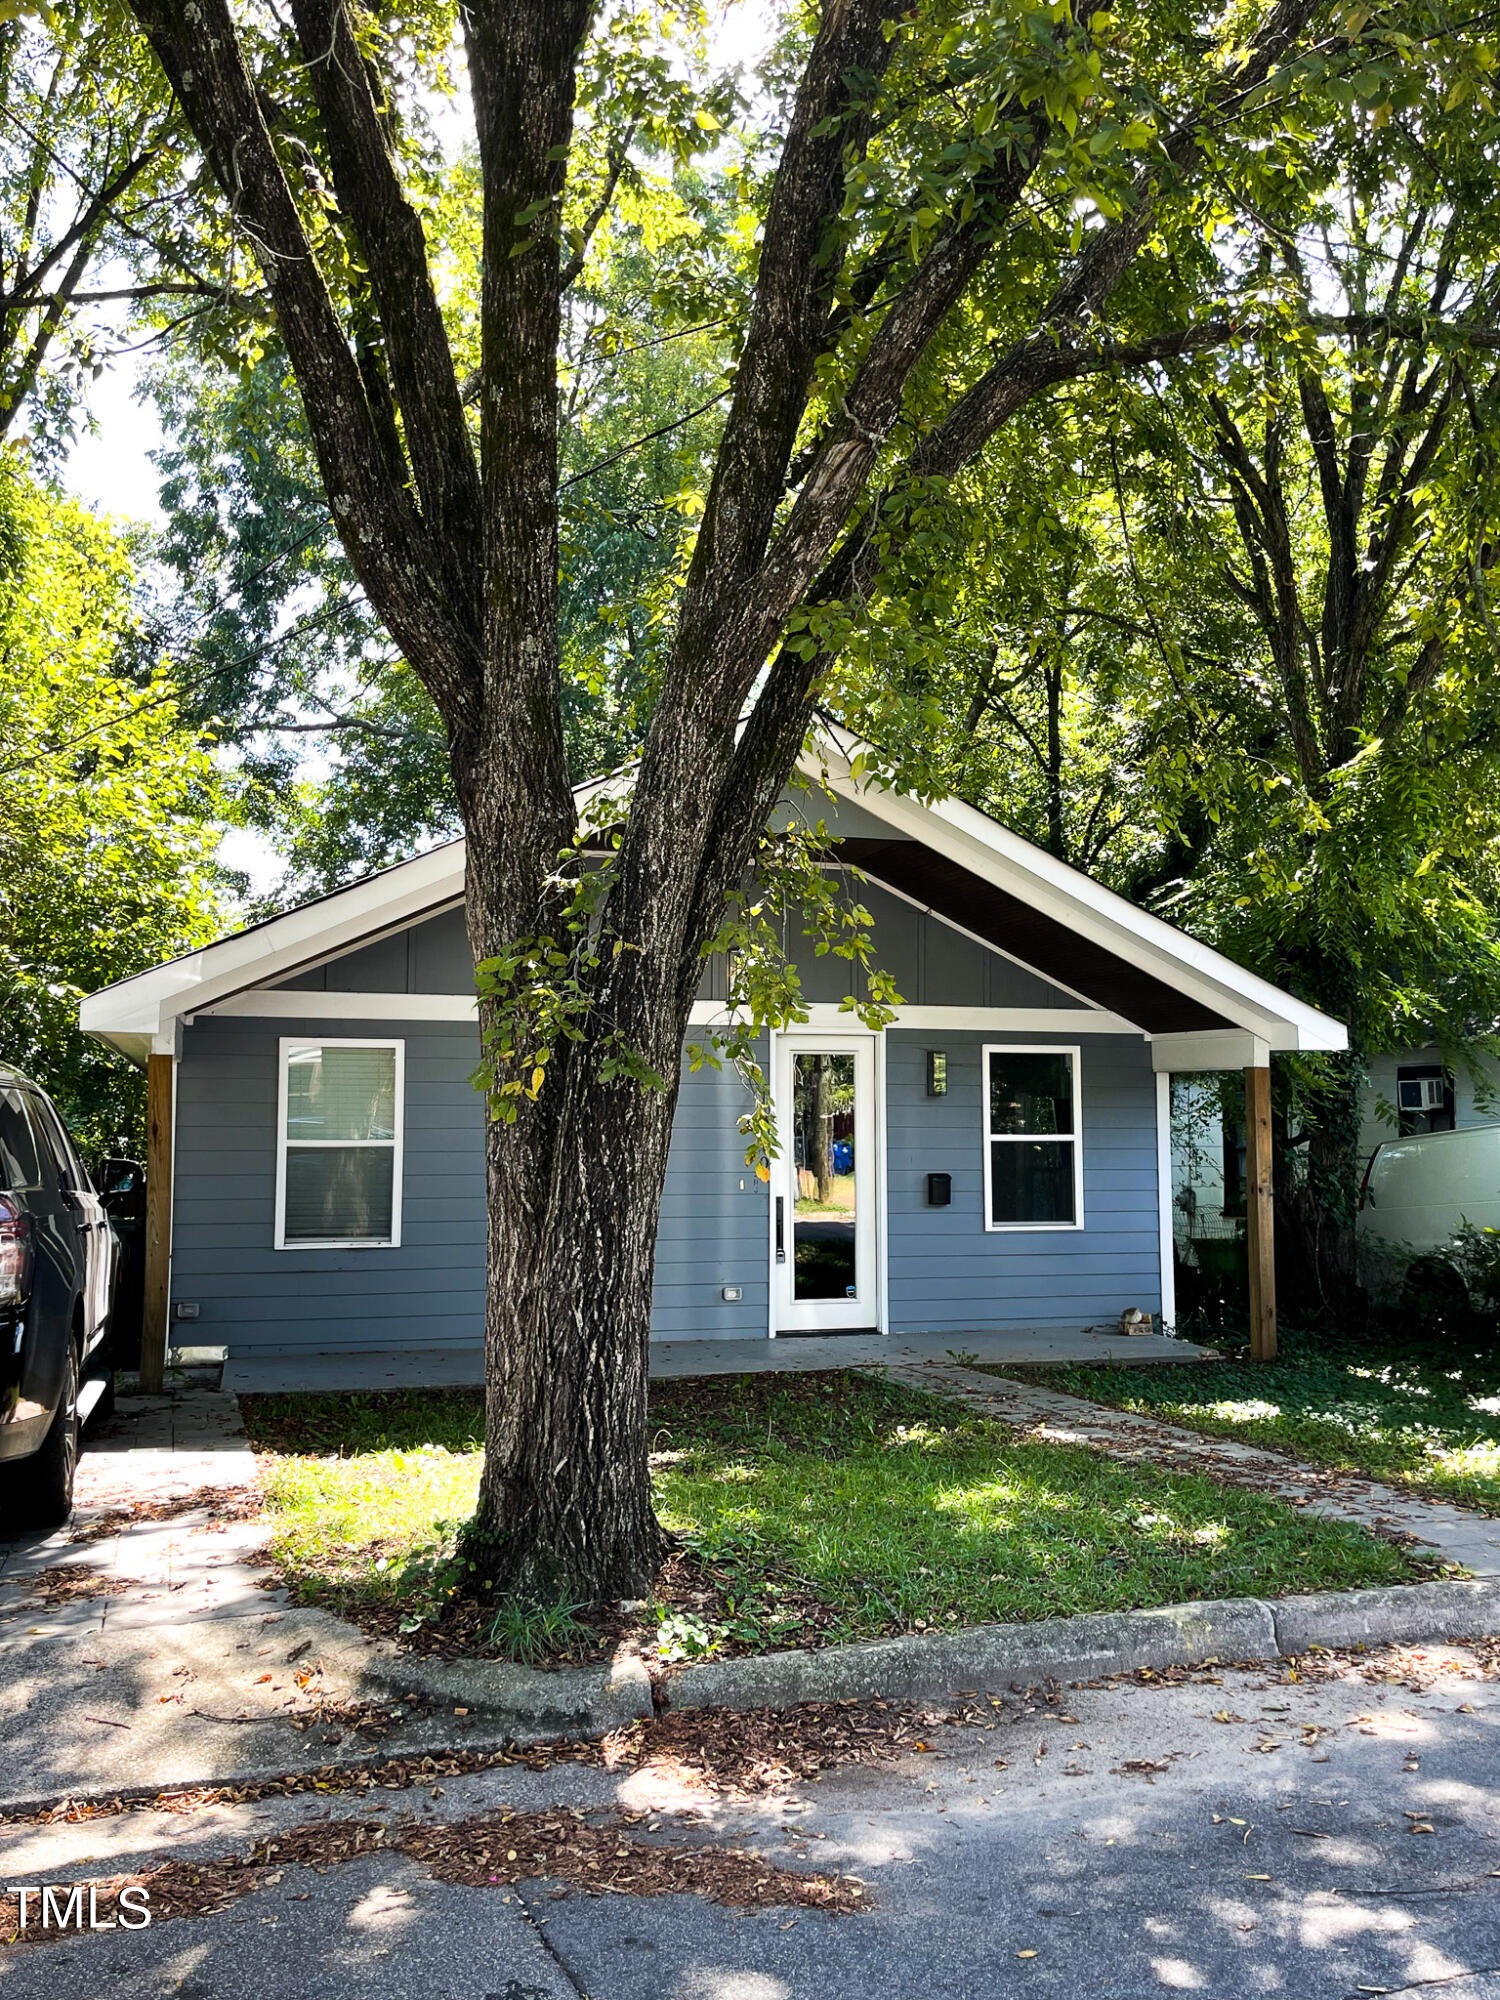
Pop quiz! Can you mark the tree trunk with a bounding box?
[1282,1049,1365,1307]
[812,1055,834,1202]
[457,832,699,1602]
[467,1019,684,1603]
[1272,943,1367,1316]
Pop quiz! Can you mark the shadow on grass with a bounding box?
[245,1370,1424,1657]
[1017,1316,1500,1513]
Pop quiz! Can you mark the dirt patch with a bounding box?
[404,1806,869,1908]
[0,1805,866,1947]
[597,1696,974,1795]
[296,1541,845,1665]
[1285,1636,1500,1692]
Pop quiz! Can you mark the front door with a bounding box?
[773,1034,879,1333]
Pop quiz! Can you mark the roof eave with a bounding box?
[802,724,1347,1055]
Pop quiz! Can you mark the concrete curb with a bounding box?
[299,1577,1500,1731]
[282,1606,656,1732]
[667,1578,1500,1714]
[1269,1578,1500,1656]
[668,1599,1277,1711]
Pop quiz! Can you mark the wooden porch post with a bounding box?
[141,1051,174,1394]
[1245,1063,1276,1362]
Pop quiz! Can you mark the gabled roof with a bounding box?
[80,723,1345,1065]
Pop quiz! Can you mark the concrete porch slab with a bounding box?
[222,1326,1208,1396]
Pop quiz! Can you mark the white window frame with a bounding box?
[274,1036,405,1250]
[981,1042,1084,1233]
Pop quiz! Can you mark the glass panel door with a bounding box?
[775,1035,879,1334]
[792,1052,858,1301]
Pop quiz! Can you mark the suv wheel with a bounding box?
[0,1345,79,1532]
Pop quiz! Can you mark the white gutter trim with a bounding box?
[79,842,466,1049]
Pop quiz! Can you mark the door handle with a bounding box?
[775,1195,786,1263]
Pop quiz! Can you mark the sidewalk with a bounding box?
[0,1381,515,1812]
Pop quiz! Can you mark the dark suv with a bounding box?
[0,1068,117,1530]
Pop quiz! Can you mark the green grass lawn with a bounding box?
[1015,1321,1500,1514]
[239,1370,1422,1664]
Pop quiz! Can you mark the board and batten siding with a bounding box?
[884,1029,1162,1334]
[170,1013,768,1355]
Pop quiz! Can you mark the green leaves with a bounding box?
[0,464,226,1153]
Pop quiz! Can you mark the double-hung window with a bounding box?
[982,1044,1083,1230]
[275,1039,404,1249]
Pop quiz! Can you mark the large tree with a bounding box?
[137,160,736,897]
[115,0,1461,1598]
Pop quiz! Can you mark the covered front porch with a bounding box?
[220,1322,1209,1396]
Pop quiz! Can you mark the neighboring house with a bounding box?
[79,729,1343,1366]
[1358,1048,1500,1158]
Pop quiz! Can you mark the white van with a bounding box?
[1360,1124,1500,1305]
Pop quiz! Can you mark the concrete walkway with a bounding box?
[0,1382,516,1813]
[886,1357,1500,1578]
[224,1325,1206,1395]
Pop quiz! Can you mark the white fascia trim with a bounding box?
[801,725,1346,1053]
[1150,1030,1271,1073]
[686,1002,1135,1034]
[890,1006,1137,1035]
[202,990,478,1022]
[80,844,466,1049]
[160,993,1134,1034]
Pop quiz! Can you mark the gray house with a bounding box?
[80,728,1343,1376]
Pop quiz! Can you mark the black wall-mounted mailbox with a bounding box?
[926,1172,952,1207]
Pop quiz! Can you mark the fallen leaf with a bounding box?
[1016,1949,1038,1959]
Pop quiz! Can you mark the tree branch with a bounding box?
[559,124,636,291]
[124,0,483,733]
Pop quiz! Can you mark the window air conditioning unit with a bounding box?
[1398,1076,1447,1113]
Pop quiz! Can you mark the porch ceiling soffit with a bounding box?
[836,837,1231,1038]
[807,730,1344,1054]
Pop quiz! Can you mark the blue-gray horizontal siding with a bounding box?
[274,905,472,994]
[171,1015,767,1355]
[884,1029,1162,1333]
[172,1015,487,1356]
[651,1055,768,1336]
[272,878,1089,1015]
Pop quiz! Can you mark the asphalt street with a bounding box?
[4,1642,1500,1999]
